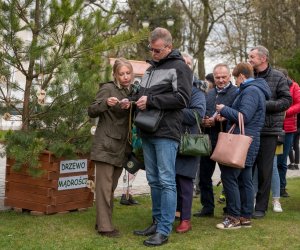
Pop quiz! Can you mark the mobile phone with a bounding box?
[212,111,218,118]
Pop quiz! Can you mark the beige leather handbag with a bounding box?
[210,112,253,168]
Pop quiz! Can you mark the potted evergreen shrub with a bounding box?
[0,0,147,214]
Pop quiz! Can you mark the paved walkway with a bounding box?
[1,154,300,211]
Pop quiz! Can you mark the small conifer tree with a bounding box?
[0,0,148,175]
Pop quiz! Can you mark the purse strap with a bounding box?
[239,112,245,135]
[228,112,245,135]
[193,110,203,134]
[141,69,154,96]
[127,102,135,144]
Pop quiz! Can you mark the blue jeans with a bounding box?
[277,133,295,189]
[142,137,179,236]
[253,156,280,198]
[272,156,280,198]
[220,166,253,218]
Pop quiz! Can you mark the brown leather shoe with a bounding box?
[99,229,120,238]
[176,220,192,233]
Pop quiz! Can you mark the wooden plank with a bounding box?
[6,163,58,173]
[5,172,57,188]
[4,198,52,214]
[5,181,53,196]
[53,200,94,213]
[38,151,55,163]
[7,157,94,173]
[54,192,93,205]
[52,187,92,196]
[6,165,58,179]
[5,189,56,205]
[5,198,93,214]
[6,158,15,166]
[30,211,45,216]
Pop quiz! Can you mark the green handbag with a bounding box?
[179,111,212,156]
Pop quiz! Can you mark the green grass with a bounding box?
[1,178,300,250]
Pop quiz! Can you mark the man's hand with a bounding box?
[136,96,148,110]
[202,116,215,128]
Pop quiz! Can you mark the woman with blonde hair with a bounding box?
[88,58,133,237]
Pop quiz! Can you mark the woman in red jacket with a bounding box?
[277,69,300,198]
[288,113,300,170]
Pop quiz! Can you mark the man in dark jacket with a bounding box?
[193,63,238,218]
[248,45,292,218]
[133,27,193,247]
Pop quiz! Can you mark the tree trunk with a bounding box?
[22,77,32,131]
[197,48,206,80]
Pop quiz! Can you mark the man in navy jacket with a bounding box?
[194,63,238,218]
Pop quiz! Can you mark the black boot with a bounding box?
[280,188,290,198]
[294,164,299,170]
[120,194,131,205]
[128,194,139,205]
[133,220,157,236]
[143,232,168,246]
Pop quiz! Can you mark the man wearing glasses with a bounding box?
[133,27,193,246]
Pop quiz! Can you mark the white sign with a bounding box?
[60,159,87,174]
[58,175,88,191]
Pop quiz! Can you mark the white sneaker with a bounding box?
[273,200,283,212]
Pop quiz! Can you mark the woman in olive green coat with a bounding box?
[88,58,133,237]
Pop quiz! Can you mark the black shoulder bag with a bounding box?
[134,70,163,133]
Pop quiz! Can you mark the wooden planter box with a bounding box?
[4,151,95,214]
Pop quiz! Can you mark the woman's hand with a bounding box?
[216,104,225,112]
[215,114,226,122]
[106,97,119,107]
[119,98,131,109]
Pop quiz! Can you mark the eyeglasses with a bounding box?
[148,44,167,54]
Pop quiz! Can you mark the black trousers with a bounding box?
[253,135,277,212]
[289,131,300,164]
[199,155,216,213]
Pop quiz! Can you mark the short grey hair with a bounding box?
[213,63,230,74]
[149,27,172,45]
[250,45,269,60]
